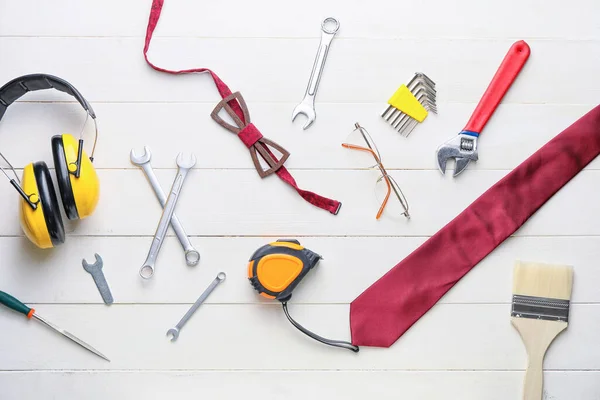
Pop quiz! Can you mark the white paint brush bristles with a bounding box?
[513,262,573,301]
[511,261,574,400]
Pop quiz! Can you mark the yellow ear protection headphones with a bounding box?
[0,74,100,249]
[248,240,359,352]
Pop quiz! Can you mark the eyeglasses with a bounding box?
[342,123,410,219]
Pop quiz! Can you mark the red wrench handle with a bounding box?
[463,40,530,134]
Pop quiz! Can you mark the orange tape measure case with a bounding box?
[248,239,321,301]
[247,239,358,353]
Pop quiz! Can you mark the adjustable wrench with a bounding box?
[131,147,200,267]
[436,41,530,176]
[291,17,340,130]
[140,153,197,279]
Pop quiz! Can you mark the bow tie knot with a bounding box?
[211,92,290,178]
[238,123,263,148]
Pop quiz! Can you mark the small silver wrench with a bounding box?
[292,17,340,130]
[140,153,197,279]
[82,254,113,305]
[130,146,200,266]
[167,272,226,341]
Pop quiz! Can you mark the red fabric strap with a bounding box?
[143,0,341,215]
[350,105,600,347]
[238,124,263,148]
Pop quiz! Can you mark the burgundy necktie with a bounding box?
[350,105,600,347]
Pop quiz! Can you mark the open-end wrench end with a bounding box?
[82,253,103,273]
[291,105,316,130]
[176,153,197,169]
[130,146,152,166]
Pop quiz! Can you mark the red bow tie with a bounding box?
[143,0,341,215]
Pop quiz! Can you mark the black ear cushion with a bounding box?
[51,135,79,220]
[33,162,65,246]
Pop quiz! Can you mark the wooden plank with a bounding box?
[0,102,595,171]
[0,38,598,104]
[0,303,597,370]
[1,169,600,237]
[1,0,599,40]
[2,370,598,400]
[1,236,599,305]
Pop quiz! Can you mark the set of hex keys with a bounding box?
[381,73,437,137]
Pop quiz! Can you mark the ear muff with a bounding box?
[52,134,99,220]
[19,162,65,248]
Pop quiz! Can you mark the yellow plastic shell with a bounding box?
[387,84,428,122]
[256,254,304,293]
[19,164,52,249]
[61,134,100,218]
[268,241,304,251]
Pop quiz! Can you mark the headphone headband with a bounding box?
[0,74,95,121]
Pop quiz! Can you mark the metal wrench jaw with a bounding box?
[291,98,316,130]
[130,146,152,166]
[82,253,103,273]
[167,327,180,342]
[176,153,197,169]
[436,132,479,177]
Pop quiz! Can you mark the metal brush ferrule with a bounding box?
[511,295,570,322]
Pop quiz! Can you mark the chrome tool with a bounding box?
[82,253,113,305]
[167,272,226,341]
[140,153,197,279]
[130,146,200,266]
[292,17,340,130]
[0,289,109,361]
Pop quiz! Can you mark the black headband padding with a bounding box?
[51,135,79,220]
[0,74,95,121]
[33,161,65,246]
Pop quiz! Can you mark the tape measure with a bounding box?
[248,239,359,353]
[248,239,321,301]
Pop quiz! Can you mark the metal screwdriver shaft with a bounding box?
[0,290,109,362]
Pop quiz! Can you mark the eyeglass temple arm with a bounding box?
[376,176,392,219]
[341,143,392,219]
[341,143,383,164]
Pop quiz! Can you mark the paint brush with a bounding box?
[511,261,573,400]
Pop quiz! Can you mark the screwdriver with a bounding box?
[0,290,110,362]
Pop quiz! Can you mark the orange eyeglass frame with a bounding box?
[342,123,410,219]
[341,142,393,220]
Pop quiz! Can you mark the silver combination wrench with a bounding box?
[291,17,340,130]
[140,152,197,279]
[167,272,226,341]
[130,146,200,267]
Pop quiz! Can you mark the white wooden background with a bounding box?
[0,0,599,398]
